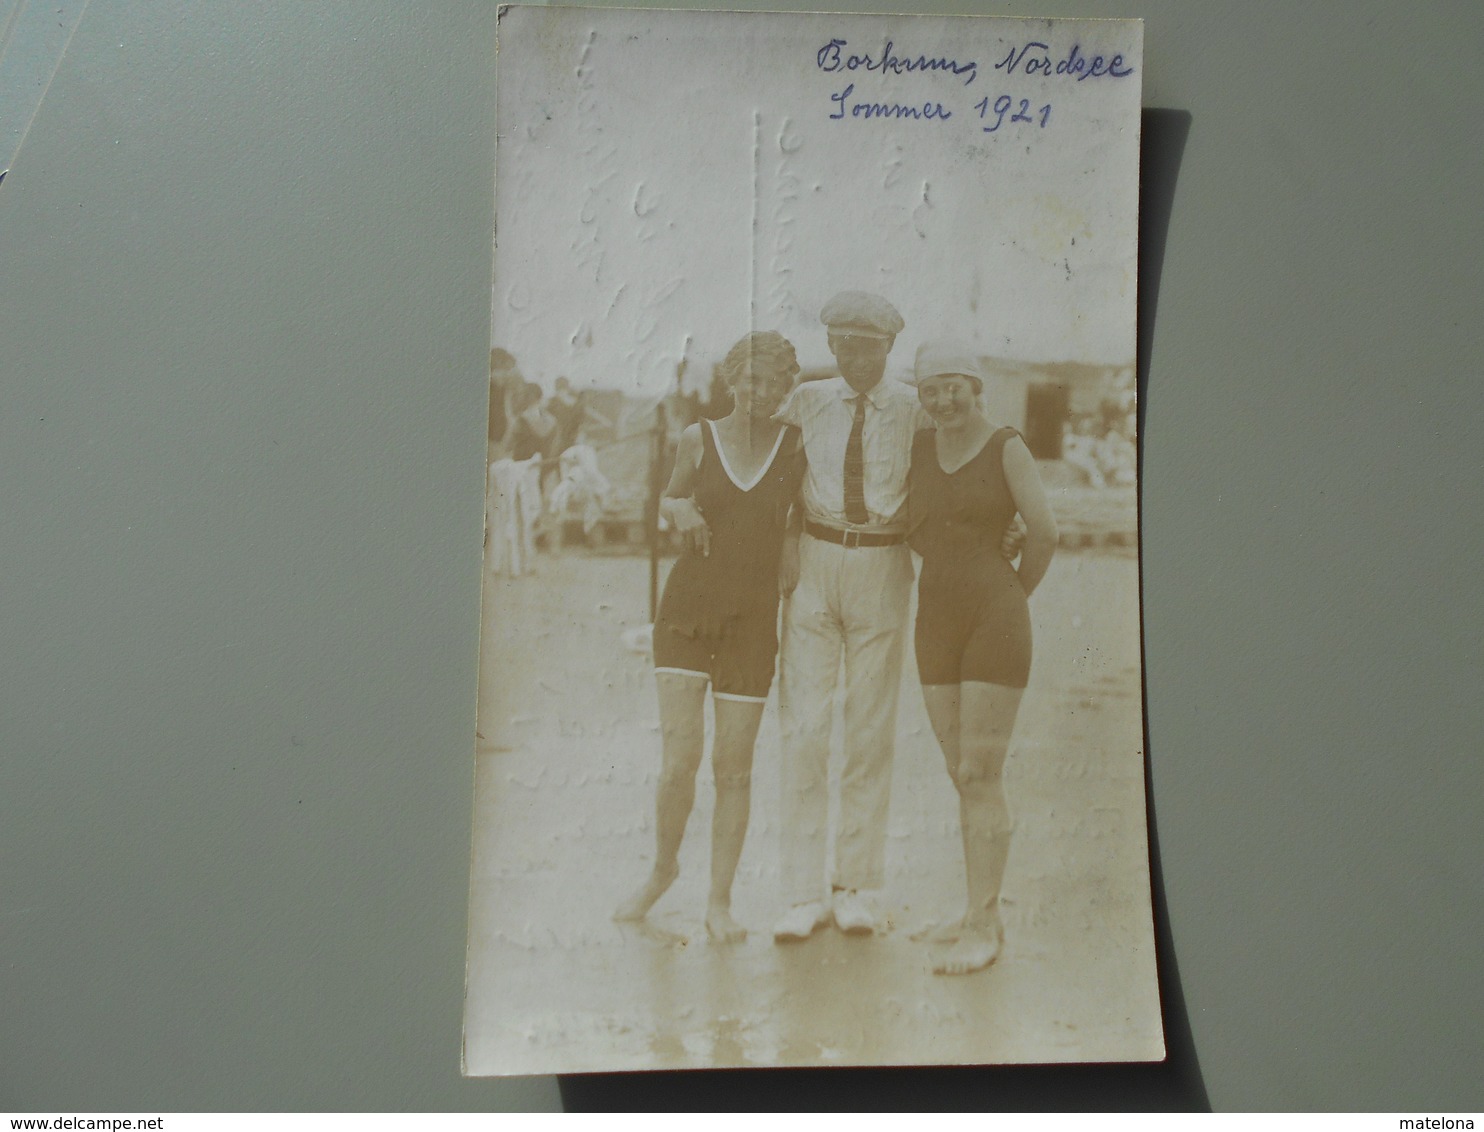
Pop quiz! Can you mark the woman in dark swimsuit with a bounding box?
[908,341,1058,975]
[616,331,804,942]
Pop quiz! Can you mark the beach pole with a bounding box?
[648,399,667,622]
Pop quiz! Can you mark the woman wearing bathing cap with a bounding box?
[907,341,1058,975]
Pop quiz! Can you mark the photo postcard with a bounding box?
[466,5,1159,1074]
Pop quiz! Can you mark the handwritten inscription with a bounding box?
[815,35,1133,131]
[994,40,1134,81]
[830,83,951,122]
[817,38,978,86]
[977,95,1051,132]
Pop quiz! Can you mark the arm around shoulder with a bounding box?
[774,381,823,430]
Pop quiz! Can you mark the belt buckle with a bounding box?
[842,527,862,549]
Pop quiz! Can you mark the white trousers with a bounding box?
[486,456,542,577]
[778,534,914,905]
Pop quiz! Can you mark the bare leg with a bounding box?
[934,679,1022,975]
[917,684,967,942]
[705,696,766,942]
[615,673,707,922]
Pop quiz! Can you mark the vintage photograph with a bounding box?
[465,6,1159,1074]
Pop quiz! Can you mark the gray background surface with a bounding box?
[2,0,1479,1113]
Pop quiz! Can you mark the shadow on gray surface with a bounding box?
[562,107,1201,1112]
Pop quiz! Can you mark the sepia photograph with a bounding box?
[465,5,1158,1074]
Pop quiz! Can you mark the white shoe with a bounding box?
[832,889,879,935]
[772,901,831,942]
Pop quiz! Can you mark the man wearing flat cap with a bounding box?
[770,290,926,941]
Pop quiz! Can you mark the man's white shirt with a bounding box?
[775,375,930,530]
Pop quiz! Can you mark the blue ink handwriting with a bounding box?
[994,41,1134,81]
[817,38,978,86]
[829,83,953,122]
[976,95,1051,132]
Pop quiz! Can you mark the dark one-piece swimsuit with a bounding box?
[652,419,804,701]
[908,426,1032,688]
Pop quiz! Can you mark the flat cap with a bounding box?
[913,340,984,386]
[819,291,904,338]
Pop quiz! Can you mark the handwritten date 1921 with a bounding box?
[977,96,1051,132]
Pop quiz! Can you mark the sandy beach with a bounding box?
[464,545,1162,1074]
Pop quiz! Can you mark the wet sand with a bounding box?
[464,549,1163,1074]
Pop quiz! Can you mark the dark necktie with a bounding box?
[843,394,869,526]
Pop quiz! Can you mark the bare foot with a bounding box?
[614,862,679,923]
[631,920,688,947]
[911,917,965,944]
[704,906,747,944]
[932,925,1003,976]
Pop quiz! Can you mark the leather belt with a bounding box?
[804,519,907,549]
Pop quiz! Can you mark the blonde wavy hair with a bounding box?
[717,330,800,389]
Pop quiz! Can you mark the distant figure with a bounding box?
[486,454,542,577]
[616,331,805,942]
[509,382,558,463]
[507,382,560,543]
[547,376,583,453]
[572,389,615,447]
[488,348,521,451]
[1063,416,1137,489]
[485,349,534,574]
[1062,419,1107,487]
[547,443,612,542]
[907,342,1057,975]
